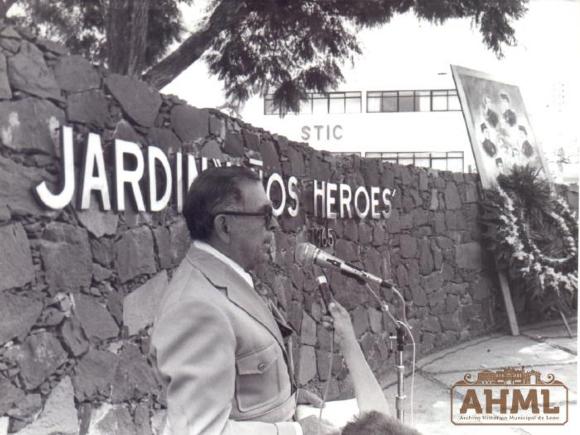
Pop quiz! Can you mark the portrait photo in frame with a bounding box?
[451,65,551,189]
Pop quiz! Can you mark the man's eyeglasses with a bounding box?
[214,209,275,226]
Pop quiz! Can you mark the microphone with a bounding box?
[295,242,393,289]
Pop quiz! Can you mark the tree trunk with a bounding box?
[127,0,150,76]
[106,0,150,77]
[142,0,243,90]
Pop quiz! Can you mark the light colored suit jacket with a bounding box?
[152,244,299,435]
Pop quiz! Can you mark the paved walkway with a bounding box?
[303,318,578,434]
[385,318,578,435]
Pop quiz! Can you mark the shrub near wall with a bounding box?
[0,25,577,434]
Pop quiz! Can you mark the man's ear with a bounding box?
[213,214,231,242]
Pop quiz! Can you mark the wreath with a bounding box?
[481,165,578,315]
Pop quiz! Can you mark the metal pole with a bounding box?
[395,325,406,422]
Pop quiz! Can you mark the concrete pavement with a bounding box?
[383,318,578,435]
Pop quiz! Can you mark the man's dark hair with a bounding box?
[499,92,510,102]
[183,166,261,241]
[341,411,422,435]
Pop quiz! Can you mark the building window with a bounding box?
[432,89,461,111]
[366,89,461,113]
[264,91,362,115]
[365,151,464,172]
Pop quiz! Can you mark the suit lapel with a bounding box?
[185,245,286,351]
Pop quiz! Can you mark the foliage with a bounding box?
[9,0,189,69]
[6,0,530,109]
[481,165,578,315]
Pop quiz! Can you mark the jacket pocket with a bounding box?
[235,342,282,412]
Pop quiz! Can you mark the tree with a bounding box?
[4,0,529,111]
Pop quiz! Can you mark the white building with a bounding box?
[167,0,579,182]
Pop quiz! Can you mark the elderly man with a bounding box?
[152,166,335,435]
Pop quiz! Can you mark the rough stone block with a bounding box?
[418,238,434,275]
[406,260,420,288]
[372,224,386,246]
[471,276,492,301]
[60,317,89,357]
[0,378,24,418]
[41,223,92,294]
[259,139,281,172]
[134,403,153,435]
[298,345,317,385]
[170,104,209,142]
[77,209,119,238]
[464,183,479,203]
[111,343,159,402]
[456,242,483,270]
[15,377,79,435]
[73,294,119,340]
[445,294,460,313]
[91,237,115,267]
[440,312,462,332]
[343,220,358,242]
[223,130,244,157]
[168,219,190,266]
[368,308,383,334]
[422,316,442,333]
[410,284,427,306]
[1,170,36,211]
[334,239,358,262]
[53,55,100,92]
[66,89,109,128]
[300,312,317,346]
[105,74,161,127]
[0,26,22,53]
[413,208,430,227]
[352,306,369,337]
[147,127,182,154]
[444,182,461,210]
[210,115,226,138]
[396,264,409,288]
[0,53,12,99]
[287,144,305,176]
[123,271,169,335]
[87,403,137,435]
[399,235,417,258]
[0,98,64,155]
[6,331,67,390]
[0,293,42,345]
[115,226,156,282]
[72,349,118,400]
[0,223,35,291]
[422,271,444,294]
[7,41,61,100]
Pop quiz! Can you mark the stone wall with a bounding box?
[0,25,577,434]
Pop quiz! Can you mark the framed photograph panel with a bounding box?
[451,65,551,189]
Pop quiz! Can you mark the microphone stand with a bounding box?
[377,291,406,422]
[347,273,406,423]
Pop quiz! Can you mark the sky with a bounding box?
[163,1,580,174]
[6,0,578,171]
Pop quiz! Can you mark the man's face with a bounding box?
[500,98,509,112]
[229,181,277,271]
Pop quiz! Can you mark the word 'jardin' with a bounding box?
[35,126,394,219]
